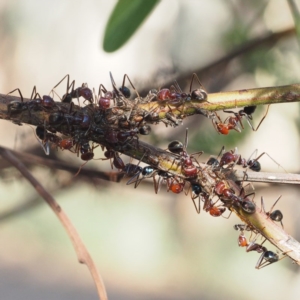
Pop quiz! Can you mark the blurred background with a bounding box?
[0,0,300,299]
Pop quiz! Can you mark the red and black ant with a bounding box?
[203,196,226,217]
[51,75,93,105]
[167,176,185,194]
[219,148,261,172]
[35,125,74,155]
[214,180,256,214]
[239,235,287,269]
[7,87,56,120]
[168,128,203,178]
[234,227,285,269]
[104,128,139,145]
[212,105,270,135]
[190,182,226,216]
[156,73,207,104]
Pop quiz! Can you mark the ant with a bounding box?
[168,128,203,178]
[139,125,151,135]
[109,72,141,115]
[108,151,125,170]
[51,75,93,104]
[235,229,286,269]
[123,163,142,175]
[104,73,145,127]
[212,105,270,135]
[126,165,155,187]
[35,125,51,155]
[187,73,208,102]
[152,170,174,194]
[219,148,261,172]
[97,83,114,110]
[189,183,225,216]
[214,180,256,214]
[206,157,220,168]
[187,181,227,216]
[126,164,184,195]
[189,182,205,213]
[156,73,207,104]
[7,87,56,120]
[126,165,159,190]
[101,149,131,172]
[35,125,73,155]
[104,128,139,145]
[234,224,251,232]
[261,196,284,228]
[154,75,208,124]
[167,176,185,194]
[109,72,141,100]
[203,196,226,217]
[245,238,287,269]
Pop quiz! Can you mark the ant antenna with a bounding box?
[109,72,121,96]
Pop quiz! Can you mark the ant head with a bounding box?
[119,86,131,98]
[168,128,189,154]
[189,73,207,101]
[168,140,183,154]
[243,106,256,115]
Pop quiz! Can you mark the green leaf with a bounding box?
[103,0,159,52]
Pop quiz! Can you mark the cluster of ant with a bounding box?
[6,73,210,159]
[5,73,285,269]
[6,71,268,161]
[235,198,285,270]
[115,128,286,269]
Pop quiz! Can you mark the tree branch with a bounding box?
[0,147,108,300]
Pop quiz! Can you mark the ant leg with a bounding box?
[51,75,70,99]
[98,84,108,98]
[260,196,266,213]
[191,195,201,214]
[52,74,70,92]
[189,73,204,92]
[109,72,120,96]
[265,195,284,228]
[249,150,287,173]
[255,249,289,269]
[7,88,24,102]
[184,128,189,149]
[121,74,141,99]
[221,210,232,219]
[189,73,208,102]
[125,153,146,185]
[173,80,183,93]
[30,86,42,100]
[52,75,75,103]
[211,112,227,134]
[252,104,270,131]
[153,174,162,194]
[6,89,25,118]
[239,183,255,202]
[32,124,50,155]
[217,146,225,160]
[268,195,282,215]
[73,161,89,177]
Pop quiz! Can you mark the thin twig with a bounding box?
[0,145,123,182]
[0,147,108,300]
[139,28,295,94]
[1,82,300,127]
[230,169,300,184]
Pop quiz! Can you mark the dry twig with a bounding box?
[0,147,108,300]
